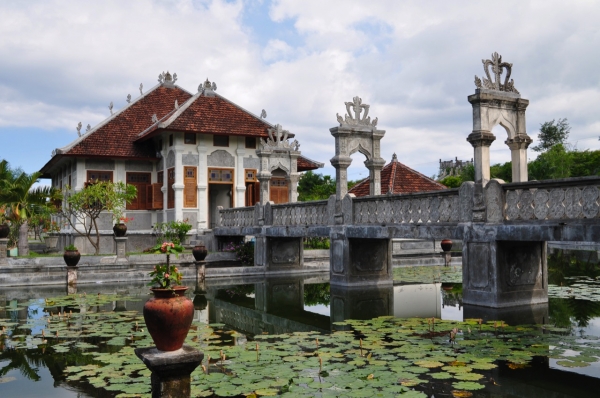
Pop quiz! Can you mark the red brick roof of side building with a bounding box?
[297,155,324,172]
[348,153,447,197]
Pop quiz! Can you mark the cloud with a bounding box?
[0,0,599,179]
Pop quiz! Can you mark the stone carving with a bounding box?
[158,71,175,84]
[260,109,267,119]
[474,52,519,94]
[139,83,143,95]
[336,96,378,127]
[271,202,328,226]
[86,124,91,132]
[108,101,114,115]
[76,122,82,137]
[504,183,599,221]
[166,151,175,168]
[220,208,255,227]
[207,150,235,167]
[182,154,199,166]
[126,94,131,103]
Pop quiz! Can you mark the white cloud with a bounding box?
[0,0,599,178]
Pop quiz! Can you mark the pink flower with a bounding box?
[164,273,170,278]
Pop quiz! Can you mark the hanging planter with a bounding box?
[63,245,81,267]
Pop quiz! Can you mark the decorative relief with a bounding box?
[243,157,260,169]
[182,154,199,166]
[220,208,254,227]
[474,52,520,94]
[207,150,235,167]
[336,96,378,127]
[271,203,327,226]
[504,184,599,221]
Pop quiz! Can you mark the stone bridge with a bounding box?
[213,53,600,309]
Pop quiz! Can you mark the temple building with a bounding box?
[349,154,446,197]
[39,72,322,252]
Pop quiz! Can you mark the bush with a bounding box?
[223,241,254,266]
[304,237,330,249]
[154,219,192,244]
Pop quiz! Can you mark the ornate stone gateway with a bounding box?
[469,52,532,184]
[330,97,386,199]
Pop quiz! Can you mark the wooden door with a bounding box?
[269,178,289,204]
[184,167,197,208]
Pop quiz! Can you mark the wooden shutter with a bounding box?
[270,178,289,204]
[167,168,175,209]
[146,185,153,210]
[152,183,163,209]
[126,173,150,210]
[184,167,197,208]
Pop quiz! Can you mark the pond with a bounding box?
[1,247,600,397]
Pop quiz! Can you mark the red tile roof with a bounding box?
[297,155,324,172]
[349,154,447,197]
[137,93,272,140]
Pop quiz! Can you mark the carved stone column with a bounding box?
[506,135,532,182]
[365,158,386,196]
[256,146,272,205]
[331,155,352,200]
[467,131,496,185]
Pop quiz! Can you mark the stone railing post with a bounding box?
[484,179,505,223]
[264,202,273,226]
[254,203,263,226]
[458,181,474,222]
[216,206,223,227]
[342,193,355,225]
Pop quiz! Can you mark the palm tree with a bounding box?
[0,159,59,256]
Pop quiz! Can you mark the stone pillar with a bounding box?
[467,131,496,185]
[329,227,393,287]
[289,151,300,203]
[506,135,532,182]
[173,149,184,221]
[195,261,205,283]
[0,238,8,266]
[331,156,352,200]
[135,346,203,398]
[365,158,386,196]
[197,145,208,230]
[67,266,78,286]
[235,147,247,207]
[114,237,128,264]
[256,147,272,205]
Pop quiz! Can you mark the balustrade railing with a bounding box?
[352,190,460,224]
[219,207,255,227]
[502,177,600,221]
[272,200,328,226]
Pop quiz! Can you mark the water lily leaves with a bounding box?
[452,381,485,391]
[414,360,444,368]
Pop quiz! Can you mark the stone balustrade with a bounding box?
[272,200,329,226]
[219,207,255,227]
[352,190,460,225]
[500,177,600,221]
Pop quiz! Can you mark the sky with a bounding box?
[0,0,599,183]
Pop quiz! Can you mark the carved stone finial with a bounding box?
[265,124,292,148]
[197,84,203,93]
[475,52,519,94]
[337,96,378,127]
[86,124,91,132]
[126,94,131,103]
[151,114,158,123]
[201,79,216,96]
[392,153,397,162]
[51,149,56,157]
[212,82,217,91]
[158,72,165,84]
[260,109,267,119]
[108,102,114,115]
[76,122,82,137]
[172,73,178,84]
[139,83,143,95]
[164,71,172,82]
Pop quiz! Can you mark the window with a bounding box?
[213,135,229,147]
[208,168,233,183]
[184,133,196,145]
[169,134,173,147]
[86,170,113,183]
[184,167,197,208]
[245,137,256,149]
[245,169,257,182]
[149,171,164,210]
[126,172,151,210]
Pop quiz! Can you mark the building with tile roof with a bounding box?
[349,153,447,197]
[40,72,322,252]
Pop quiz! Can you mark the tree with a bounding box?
[297,171,336,201]
[529,144,574,180]
[58,181,137,255]
[0,159,59,256]
[438,175,462,188]
[532,118,570,152]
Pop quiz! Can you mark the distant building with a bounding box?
[438,157,473,179]
[349,154,446,197]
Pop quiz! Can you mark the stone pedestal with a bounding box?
[330,228,392,287]
[0,238,7,266]
[67,266,78,286]
[462,237,548,308]
[442,252,452,267]
[195,261,205,283]
[256,237,303,271]
[135,345,203,398]
[114,237,128,264]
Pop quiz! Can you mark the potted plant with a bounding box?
[113,216,133,237]
[143,241,193,352]
[63,244,81,267]
[43,220,60,250]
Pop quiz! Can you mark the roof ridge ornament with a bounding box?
[126,94,131,103]
[86,124,91,132]
[76,122,82,137]
[139,83,143,95]
[474,52,519,94]
[261,124,299,150]
[151,114,158,123]
[260,109,267,119]
[174,99,179,109]
[108,101,114,115]
[336,96,378,127]
[200,78,217,96]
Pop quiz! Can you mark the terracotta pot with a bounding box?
[63,250,81,267]
[192,245,208,261]
[0,223,9,239]
[113,223,127,237]
[143,286,194,351]
[441,239,453,252]
[441,283,455,291]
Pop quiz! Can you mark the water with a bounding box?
[1,248,600,397]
